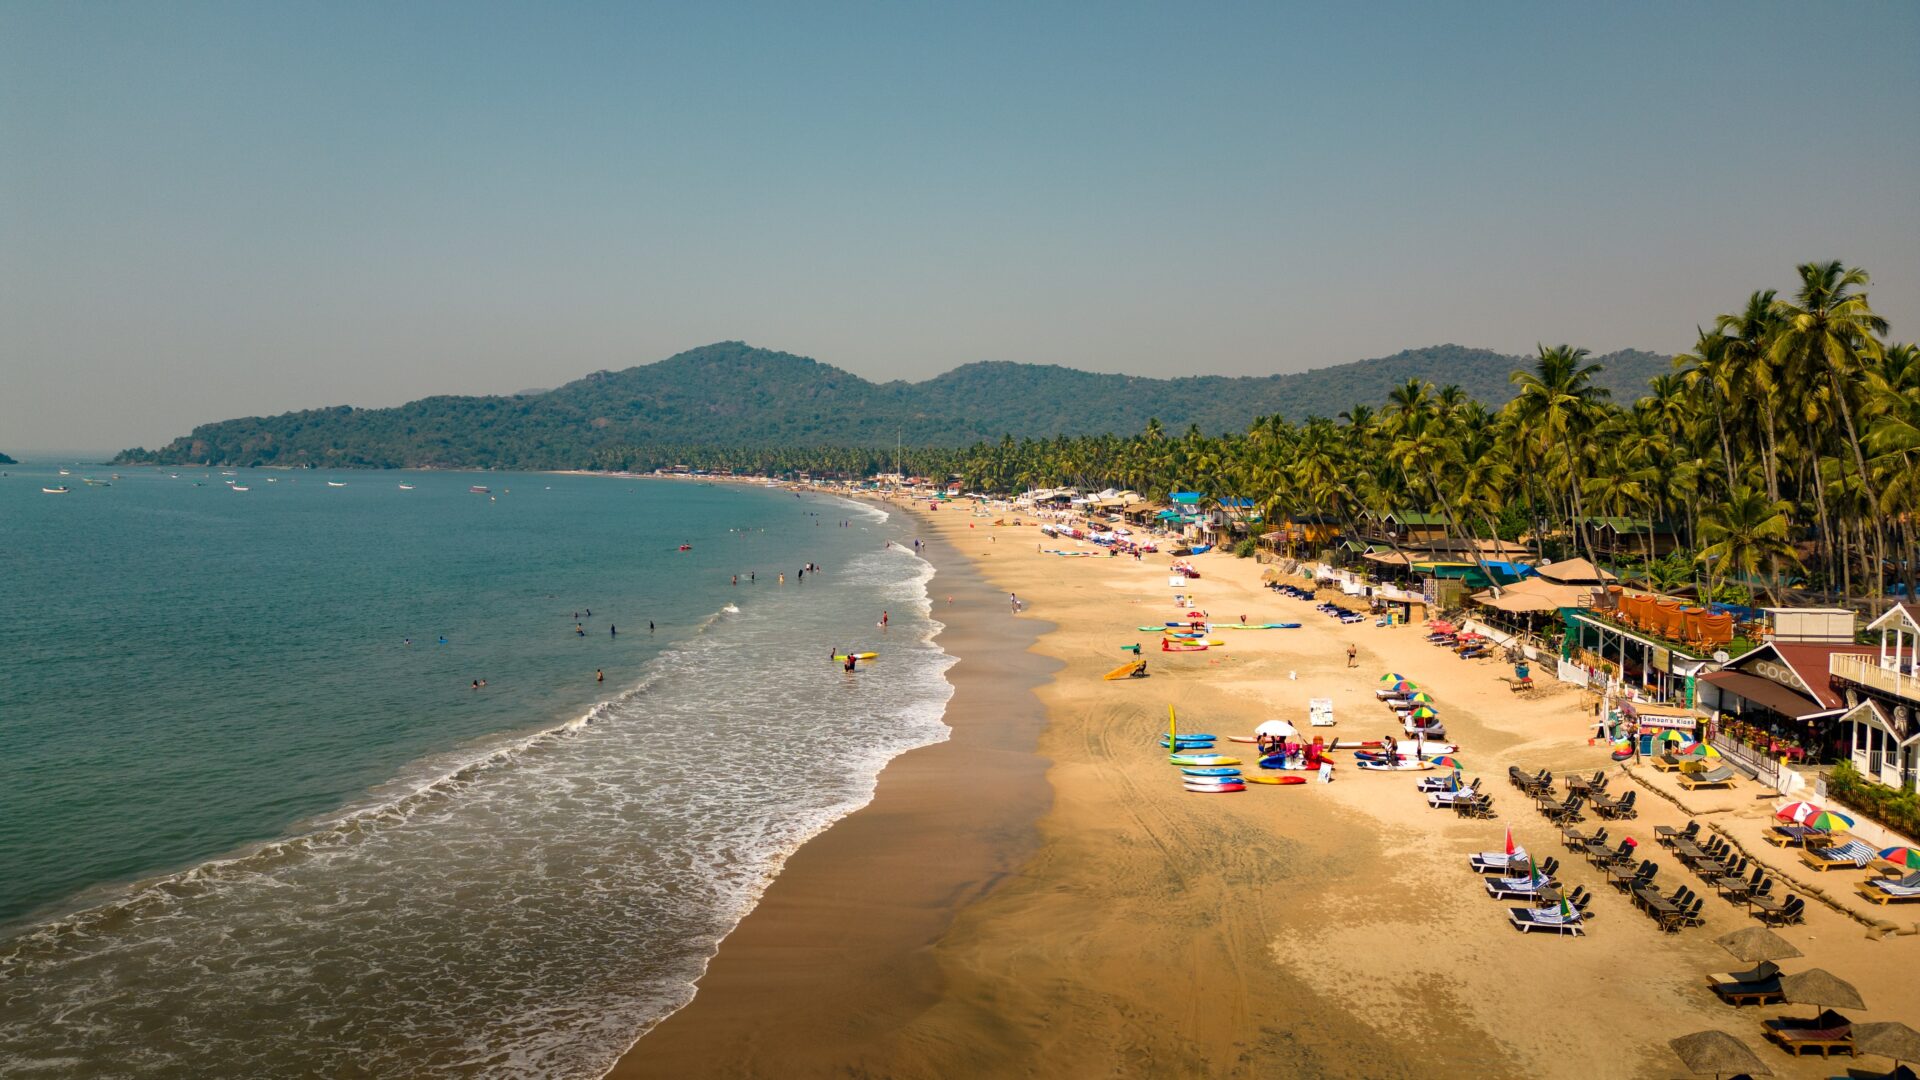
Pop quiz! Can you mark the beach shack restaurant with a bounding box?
[1697,637,1871,767]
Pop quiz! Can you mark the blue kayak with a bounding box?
[1160,733,1216,741]
[1181,767,1242,776]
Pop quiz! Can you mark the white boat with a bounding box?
[42,485,69,494]
[57,469,70,476]
[230,484,249,491]
[327,481,347,487]
[470,485,490,494]
[398,483,414,490]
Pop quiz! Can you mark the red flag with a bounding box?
[1504,824,1515,857]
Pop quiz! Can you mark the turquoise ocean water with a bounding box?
[0,463,951,1077]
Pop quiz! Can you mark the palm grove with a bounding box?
[837,261,1907,607]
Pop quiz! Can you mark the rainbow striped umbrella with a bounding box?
[1427,755,1463,769]
[1379,672,1410,683]
[1879,846,1920,869]
[1801,810,1854,832]
[1410,706,1439,719]
[1408,692,1436,703]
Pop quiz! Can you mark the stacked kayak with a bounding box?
[1185,779,1245,793]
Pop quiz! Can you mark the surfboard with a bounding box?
[831,652,878,661]
[1180,766,1241,776]
[1103,659,1148,680]
[1243,775,1307,785]
[1167,754,1240,766]
[1183,783,1245,793]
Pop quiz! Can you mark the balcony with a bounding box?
[1831,652,1920,703]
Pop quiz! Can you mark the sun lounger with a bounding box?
[1651,752,1682,772]
[1799,839,1876,872]
[1706,960,1783,1005]
[1469,849,1528,873]
[1763,824,1832,848]
[1858,870,1920,904]
[1508,905,1584,936]
[1677,764,1738,789]
[1762,1010,1854,1057]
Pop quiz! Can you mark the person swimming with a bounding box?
[596,669,604,683]
[575,623,585,636]
[610,624,616,637]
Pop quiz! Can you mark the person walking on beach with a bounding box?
[1346,643,1357,668]
[1010,592,1020,613]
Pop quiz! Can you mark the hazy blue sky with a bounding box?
[3,2,1916,452]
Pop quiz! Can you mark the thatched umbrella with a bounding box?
[1714,927,1803,964]
[1777,967,1866,1015]
[1855,1022,1920,1067]
[1669,1030,1770,1077]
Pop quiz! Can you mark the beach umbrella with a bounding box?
[1855,1022,1920,1067]
[1426,755,1463,769]
[1878,846,1920,869]
[1254,719,1298,738]
[1714,927,1803,964]
[1775,801,1823,823]
[1662,729,1689,745]
[1378,672,1409,683]
[1800,810,1854,832]
[1408,692,1436,703]
[1668,1030,1771,1078]
[1778,968,1865,1016]
[1410,706,1438,720]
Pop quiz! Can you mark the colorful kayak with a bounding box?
[1183,782,1245,793]
[1180,766,1241,776]
[1258,758,1329,771]
[1168,754,1240,766]
[832,652,878,661]
[1243,775,1308,785]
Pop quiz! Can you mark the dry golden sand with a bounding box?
[618,496,1919,1079]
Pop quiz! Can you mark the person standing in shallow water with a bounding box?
[596,669,604,683]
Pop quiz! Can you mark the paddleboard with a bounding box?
[1243,776,1307,785]
[1168,754,1240,766]
[1183,783,1246,793]
[831,652,878,661]
[1179,766,1241,776]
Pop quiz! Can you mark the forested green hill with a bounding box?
[115,341,1671,468]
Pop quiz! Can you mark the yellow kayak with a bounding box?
[832,652,878,661]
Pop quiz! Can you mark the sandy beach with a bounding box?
[615,496,1920,1078]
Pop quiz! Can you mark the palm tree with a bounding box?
[1697,487,1801,604]
[1773,262,1890,596]
[1508,345,1611,566]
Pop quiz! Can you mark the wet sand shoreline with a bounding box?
[612,520,1059,1077]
